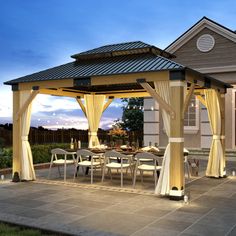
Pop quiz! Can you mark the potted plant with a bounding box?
[108,125,128,147]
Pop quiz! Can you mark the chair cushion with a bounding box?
[53,159,74,164]
[78,161,101,167]
[106,163,130,169]
[134,157,153,162]
[138,164,162,171]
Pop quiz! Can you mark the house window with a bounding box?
[184,96,199,134]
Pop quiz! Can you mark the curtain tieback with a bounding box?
[221,135,225,139]
[213,135,221,140]
[88,132,97,136]
[169,137,184,143]
[21,136,28,141]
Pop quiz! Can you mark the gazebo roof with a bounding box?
[71,41,174,59]
[4,41,231,94]
[5,41,180,85]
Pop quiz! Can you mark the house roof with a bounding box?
[5,42,184,85]
[166,16,236,53]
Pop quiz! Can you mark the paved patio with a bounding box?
[0,159,236,236]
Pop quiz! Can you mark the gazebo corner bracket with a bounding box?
[15,90,39,121]
[137,79,175,118]
[182,83,195,117]
[76,97,87,117]
[103,97,114,112]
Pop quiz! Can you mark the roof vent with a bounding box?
[196,34,215,52]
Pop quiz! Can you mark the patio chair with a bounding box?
[102,150,133,187]
[74,149,102,184]
[48,148,76,181]
[133,152,162,189]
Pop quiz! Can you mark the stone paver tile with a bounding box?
[133,207,170,218]
[62,205,98,216]
[183,223,229,236]
[51,224,122,236]
[228,225,236,236]
[105,202,145,214]
[36,194,73,203]
[208,208,236,220]
[197,214,236,229]
[125,196,182,210]
[192,195,236,209]
[68,210,156,235]
[203,189,234,198]
[165,211,203,223]
[177,205,212,214]
[38,212,83,225]
[58,197,114,209]
[179,233,199,236]
[0,205,31,215]
[132,226,180,236]
[149,219,193,232]
[19,190,60,199]
[14,208,53,219]
[35,203,75,212]
[2,197,47,208]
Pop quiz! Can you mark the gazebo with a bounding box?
[4,41,231,200]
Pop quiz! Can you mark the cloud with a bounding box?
[0,92,122,130]
[32,94,81,113]
[0,87,12,118]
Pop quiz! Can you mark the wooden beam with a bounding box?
[139,81,175,118]
[16,90,39,121]
[103,98,113,112]
[102,91,150,98]
[39,88,85,98]
[76,97,87,117]
[19,79,74,90]
[91,71,168,86]
[182,83,195,117]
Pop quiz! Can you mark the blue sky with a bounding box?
[0,0,236,129]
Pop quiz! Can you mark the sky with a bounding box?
[0,0,236,130]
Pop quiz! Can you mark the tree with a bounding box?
[117,98,144,131]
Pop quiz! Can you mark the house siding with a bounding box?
[173,28,236,69]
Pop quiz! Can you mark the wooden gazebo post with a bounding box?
[169,70,185,200]
[220,93,226,176]
[12,87,21,176]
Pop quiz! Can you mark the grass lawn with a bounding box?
[0,223,59,236]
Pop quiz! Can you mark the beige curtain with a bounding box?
[154,81,171,195]
[204,89,224,177]
[20,90,36,180]
[84,95,106,148]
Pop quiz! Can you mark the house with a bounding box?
[144,17,236,150]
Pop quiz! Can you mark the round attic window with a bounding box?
[196,34,215,52]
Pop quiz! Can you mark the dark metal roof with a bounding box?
[5,54,184,85]
[71,41,174,59]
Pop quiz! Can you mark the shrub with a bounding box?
[0,143,71,169]
[0,147,12,169]
[31,143,69,164]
